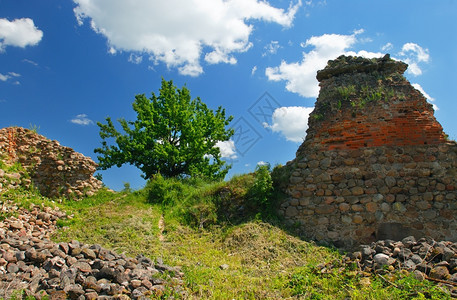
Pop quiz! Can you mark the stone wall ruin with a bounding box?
[0,127,102,198]
[281,55,457,249]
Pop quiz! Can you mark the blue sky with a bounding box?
[1,0,456,191]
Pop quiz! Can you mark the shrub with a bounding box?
[248,164,273,207]
[122,182,132,193]
[146,173,184,205]
[271,163,292,192]
[145,174,221,228]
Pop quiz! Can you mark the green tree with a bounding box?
[95,79,234,180]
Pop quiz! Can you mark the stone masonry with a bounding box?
[281,55,457,249]
[0,127,102,198]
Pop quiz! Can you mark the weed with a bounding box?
[28,145,40,154]
[28,123,40,134]
[312,113,324,120]
[337,85,356,101]
[384,87,396,102]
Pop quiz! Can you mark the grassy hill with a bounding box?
[1,167,451,299]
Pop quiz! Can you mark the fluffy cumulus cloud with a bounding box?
[73,0,301,76]
[266,30,385,98]
[216,140,237,159]
[265,106,313,142]
[0,18,43,51]
[398,43,430,76]
[70,114,94,125]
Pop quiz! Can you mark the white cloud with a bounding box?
[257,161,269,166]
[406,63,422,76]
[400,43,429,62]
[381,42,393,52]
[70,114,94,126]
[0,72,21,84]
[128,54,143,64]
[265,106,313,142]
[216,140,238,159]
[0,73,8,81]
[398,43,429,76]
[205,49,239,65]
[251,66,257,75]
[73,0,301,76]
[412,83,438,111]
[262,40,281,57]
[265,30,384,98]
[0,18,43,51]
[345,49,384,59]
[23,59,39,66]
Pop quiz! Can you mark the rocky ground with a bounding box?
[341,236,457,297]
[0,201,185,299]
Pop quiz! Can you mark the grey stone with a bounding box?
[380,203,390,212]
[392,202,406,213]
[429,266,450,280]
[410,254,422,264]
[373,253,393,267]
[385,177,396,187]
[404,259,416,270]
[402,236,416,248]
[285,206,298,217]
[7,263,19,273]
[361,246,375,258]
[341,215,352,224]
[413,270,426,281]
[319,158,331,169]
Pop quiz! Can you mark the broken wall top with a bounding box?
[302,54,448,153]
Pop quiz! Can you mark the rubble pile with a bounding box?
[343,236,457,297]
[0,201,185,299]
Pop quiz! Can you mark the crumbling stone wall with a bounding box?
[0,127,102,198]
[281,55,457,249]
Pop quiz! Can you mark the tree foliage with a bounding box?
[94,79,234,180]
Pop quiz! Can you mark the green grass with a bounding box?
[286,264,451,299]
[2,171,453,299]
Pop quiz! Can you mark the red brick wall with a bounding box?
[311,98,446,150]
